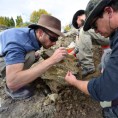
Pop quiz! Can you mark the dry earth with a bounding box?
[0,34,103,118]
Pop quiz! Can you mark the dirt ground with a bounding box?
[0,82,103,118]
[0,86,102,118]
[0,44,103,118]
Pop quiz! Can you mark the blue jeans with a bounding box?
[102,106,118,118]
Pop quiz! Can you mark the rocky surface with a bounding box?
[0,33,103,118]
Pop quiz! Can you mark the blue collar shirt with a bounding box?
[0,28,42,65]
[88,29,118,101]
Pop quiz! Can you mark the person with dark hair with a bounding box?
[72,10,85,29]
[65,0,118,117]
[0,14,68,100]
[72,10,109,78]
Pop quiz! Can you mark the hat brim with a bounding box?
[28,24,65,37]
[72,10,85,29]
[83,0,112,31]
[72,17,78,29]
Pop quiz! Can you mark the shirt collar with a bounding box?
[29,29,42,49]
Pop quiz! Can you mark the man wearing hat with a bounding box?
[72,9,110,78]
[0,14,67,100]
[65,0,118,117]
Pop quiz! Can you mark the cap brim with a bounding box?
[28,24,65,37]
[72,16,78,29]
[72,10,85,29]
[83,0,112,31]
[28,24,40,29]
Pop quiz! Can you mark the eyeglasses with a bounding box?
[44,30,58,42]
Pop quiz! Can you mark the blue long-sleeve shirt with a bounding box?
[0,28,41,65]
[88,30,118,101]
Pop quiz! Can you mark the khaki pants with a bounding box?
[0,51,36,79]
[76,28,109,70]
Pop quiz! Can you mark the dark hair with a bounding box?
[109,0,118,11]
[72,10,85,29]
[75,10,85,17]
[98,0,118,18]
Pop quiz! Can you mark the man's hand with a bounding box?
[49,47,68,64]
[65,71,90,95]
[65,71,77,86]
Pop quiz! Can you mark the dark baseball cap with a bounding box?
[83,0,112,31]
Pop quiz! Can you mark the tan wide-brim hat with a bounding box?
[83,0,112,31]
[28,14,64,37]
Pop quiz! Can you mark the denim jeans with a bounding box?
[102,105,118,118]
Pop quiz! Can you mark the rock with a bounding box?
[48,93,58,102]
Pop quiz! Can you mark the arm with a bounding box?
[6,47,67,91]
[65,43,118,101]
[65,71,89,95]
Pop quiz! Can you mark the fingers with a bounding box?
[50,47,68,64]
[59,47,68,54]
[58,47,66,50]
[67,71,70,76]
[56,47,68,57]
[66,71,72,76]
[65,71,77,86]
